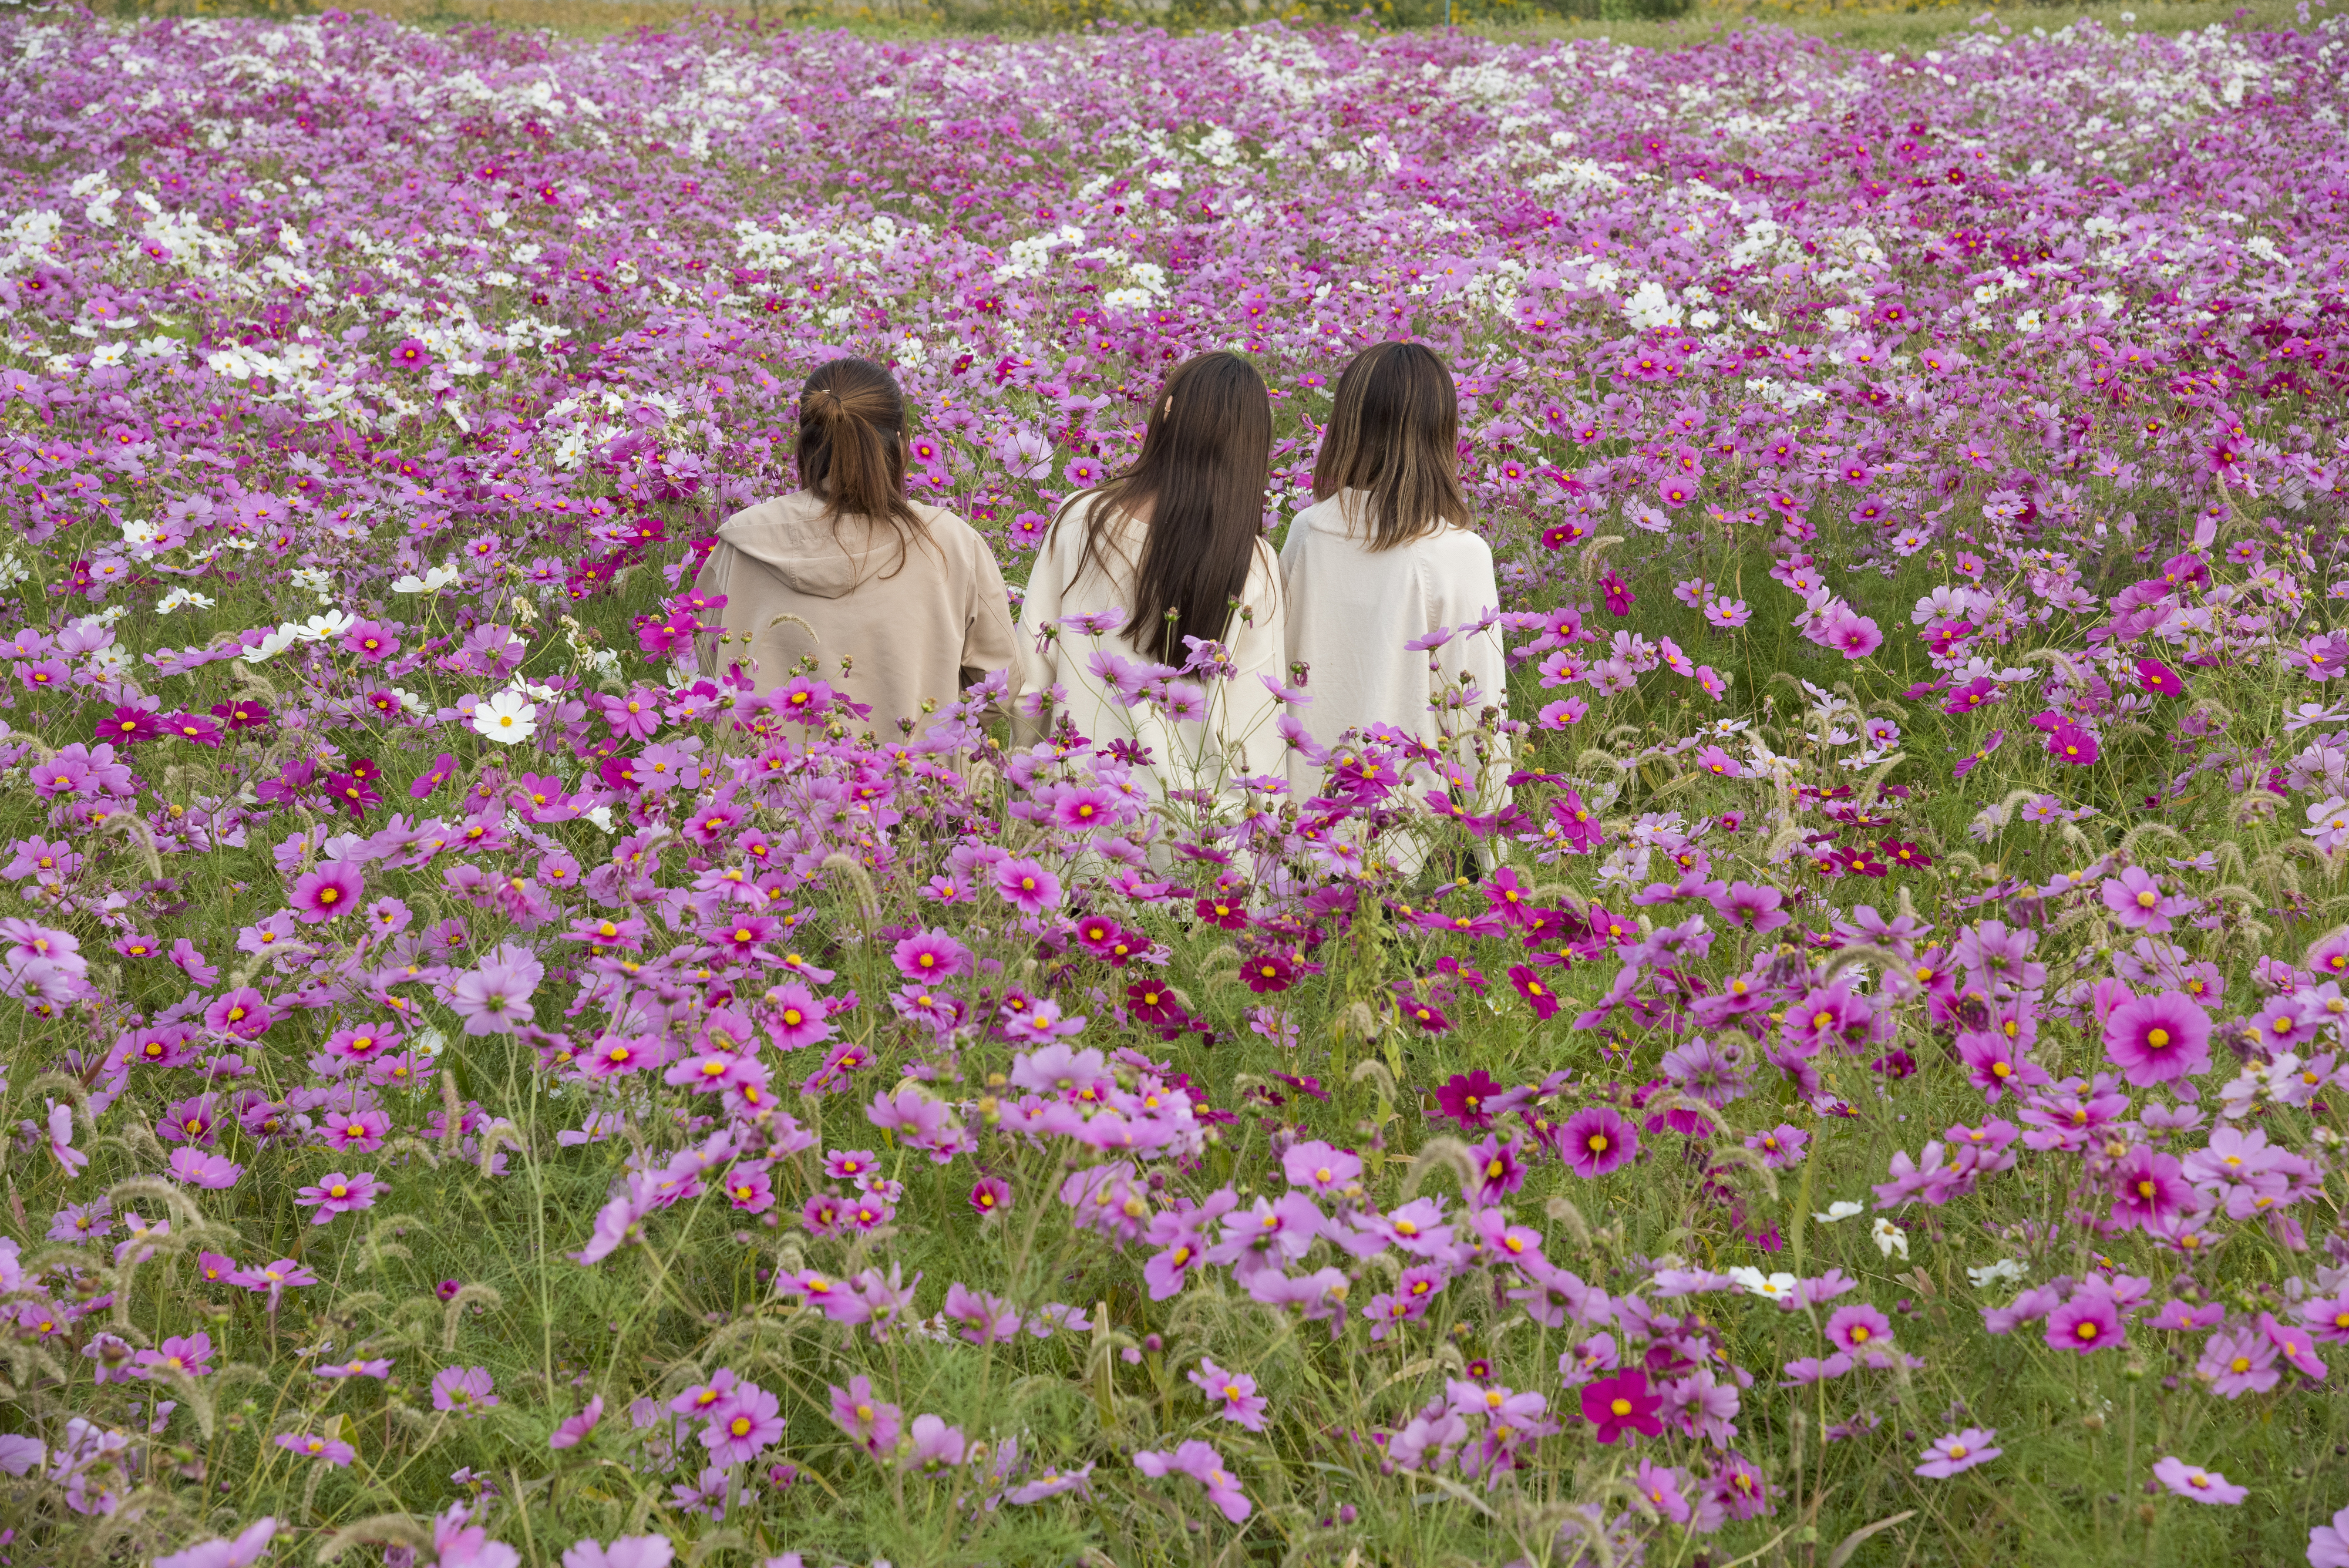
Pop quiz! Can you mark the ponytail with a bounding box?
[795,357,928,577]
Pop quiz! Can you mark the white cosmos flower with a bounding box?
[1727,1267,1800,1304]
[470,691,538,745]
[391,564,462,594]
[302,610,356,641]
[1812,1200,1863,1224]
[156,588,214,614]
[1967,1259,2027,1289]
[242,625,300,664]
[1872,1217,1910,1260]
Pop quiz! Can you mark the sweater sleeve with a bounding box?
[1008,524,1069,748]
[1431,533,1513,807]
[961,537,1022,699]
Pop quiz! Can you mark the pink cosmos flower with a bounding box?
[993,856,1062,914]
[275,1431,355,1466]
[2311,1503,2349,1568]
[765,981,834,1051]
[829,1375,902,1456]
[154,1518,280,1568]
[1561,1106,1638,1177]
[1914,1428,1999,1478]
[2259,1311,2328,1381]
[2100,867,2193,934]
[560,1537,670,1568]
[1825,1304,1892,1353]
[699,1382,782,1463]
[291,862,364,924]
[431,1365,499,1415]
[1132,1439,1251,1523]
[2102,991,2212,1089]
[167,1148,243,1189]
[2152,1455,2245,1504]
[447,943,541,1035]
[2196,1328,2279,1397]
[2045,1287,2123,1354]
[204,987,274,1038]
[228,1259,317,1308]
[889,1414,963,1475]
[1189,1357,1268,1431]
[2047,721,2098,766]
[890,928,968,981]
[294,1171,381,1225]
[134,1333,215,1379]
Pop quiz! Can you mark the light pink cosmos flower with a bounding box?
[154,1518,280,1568]
[560,1537,671,1568]
[274,1431,355,1466]
[1913,1428,1999,1478]
[699,1382,782,1463]
[1189,1357,1268,1431]
[1132,1439,1251,1523]
[2152,1455,2246,1504]
[167,1148,243,1189]
[293,1171,380,1225]
[431,1365,499,1415]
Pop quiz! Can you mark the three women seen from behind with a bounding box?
[698,342,1504,853]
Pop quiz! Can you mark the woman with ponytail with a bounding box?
[1014,351,1286,811]
[694,356,1018,736]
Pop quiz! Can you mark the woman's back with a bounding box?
[1279,490,1506,793]
[695,490,1016,738]
[1015,494,1287,801]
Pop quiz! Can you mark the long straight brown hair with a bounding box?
[795,356,928,577]
[1311,342,1469,551]
[1067,351,1273,665]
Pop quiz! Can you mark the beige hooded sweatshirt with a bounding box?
[692,490,1019,736]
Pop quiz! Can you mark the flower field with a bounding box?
[5,5,2349,1564]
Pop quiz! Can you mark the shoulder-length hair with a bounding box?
[1310,341,1469,551]
[1066,351,1273,665]
[795,356,928,577]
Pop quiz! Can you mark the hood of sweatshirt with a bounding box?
[719,493,905,600]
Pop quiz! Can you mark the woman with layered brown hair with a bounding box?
[694,356,1018,736]
[1014,351,1287,810]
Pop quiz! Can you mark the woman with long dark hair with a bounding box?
[1281,342,1509,837]
[1014,351,1285,807]
[694,356,1017,735]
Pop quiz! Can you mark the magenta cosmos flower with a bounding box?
[1561,1106,1638,1177]
[1914,1428,2000,1478]
[2152,1456,2245,1504]
[1579,1370,1663,1443]
[2102,991,2211,1088]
